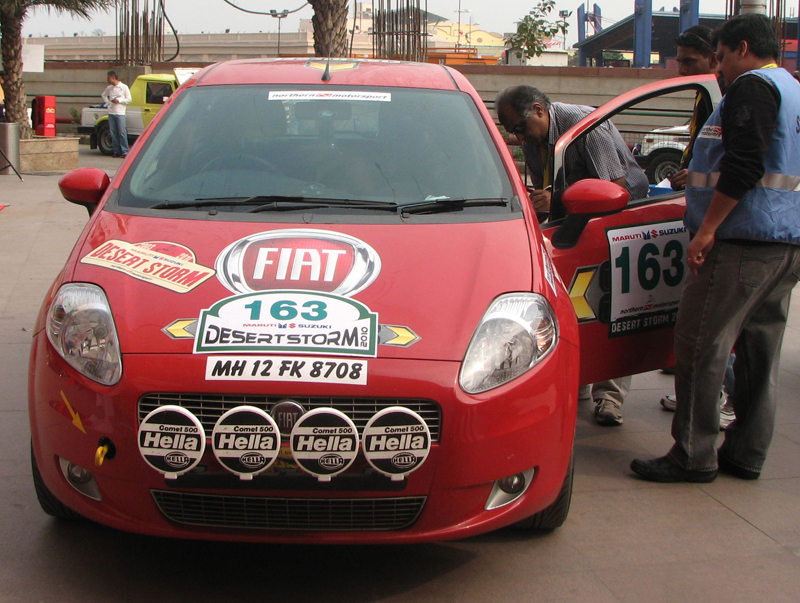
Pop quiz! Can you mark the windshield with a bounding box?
[118,85,512,211]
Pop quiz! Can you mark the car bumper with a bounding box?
[29,335,578,544]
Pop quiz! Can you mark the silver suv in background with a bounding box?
[633,124,690,184]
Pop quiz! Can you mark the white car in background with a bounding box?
[634,124,690,184]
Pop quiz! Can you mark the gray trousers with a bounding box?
[579,377,631,404]
[668,240,800,473]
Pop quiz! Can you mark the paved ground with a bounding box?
[1,147,799,602]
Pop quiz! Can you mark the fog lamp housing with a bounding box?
[59,457,102,501]
[485,467,536,510]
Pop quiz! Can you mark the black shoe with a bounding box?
[111,154,120,158]
[717,453,760,480]
[630,455,717,483]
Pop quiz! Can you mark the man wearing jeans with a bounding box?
[632,14,800,482]
[101,70,131,158]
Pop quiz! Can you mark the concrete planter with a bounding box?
[19,136,80,173]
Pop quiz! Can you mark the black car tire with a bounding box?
[512,452,574,530]
[646,149,683,184]
[31,444,82,520]
[96,122,114,156]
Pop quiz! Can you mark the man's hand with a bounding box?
[687,229,715,275]
[670,169,688,190]
[528,187,552,212]
[111,98,120,104]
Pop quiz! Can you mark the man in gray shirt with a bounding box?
[496,85,649,213]
[496,85,650,426]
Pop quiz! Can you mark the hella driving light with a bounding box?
[46,283,122,386]
[460,293,558,394]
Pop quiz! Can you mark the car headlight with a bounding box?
[459,293,558,394]
[46,283,122,386]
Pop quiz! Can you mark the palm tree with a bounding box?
[308,0,348,58]
[0,0,115,137]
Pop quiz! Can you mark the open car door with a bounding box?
[540,75,722,385]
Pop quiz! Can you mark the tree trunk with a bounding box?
[0,4,32,138]
[308,0,349,58]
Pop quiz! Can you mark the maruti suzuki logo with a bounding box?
[215,229,381,296]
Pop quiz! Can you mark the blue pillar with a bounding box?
[578,4,587,66]
[633,0,653,68]
[679,0,699,33]
[592,4,603,32]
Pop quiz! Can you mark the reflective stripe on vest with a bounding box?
[687,171,800,191]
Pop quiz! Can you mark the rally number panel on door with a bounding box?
[544,200,688,385]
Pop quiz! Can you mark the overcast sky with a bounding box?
[22,1,732,46]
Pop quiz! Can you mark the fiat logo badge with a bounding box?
[270,400,306,439]
[215,228,381,296]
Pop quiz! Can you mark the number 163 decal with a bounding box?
[606,220,690,338]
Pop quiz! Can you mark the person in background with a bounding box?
[670,25,719,191]
[101,70,131,158]
[632,14,800,482]
[496,85,649,426]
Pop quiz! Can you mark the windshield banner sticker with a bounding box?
[194,290,378,356]
[606,220,690,338]
[81,240,215,293]
[268,91,391,102]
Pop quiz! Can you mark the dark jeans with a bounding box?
[669,240,800,472]
[108,114,129,156]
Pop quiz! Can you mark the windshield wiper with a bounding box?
[400,197,509,215]
[149,196,399,212]
[247,197,399,213]
[149,195,309,210]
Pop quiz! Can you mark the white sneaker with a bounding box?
[659,390,735,430]
[719,398,736,431]
[660,394,677,411]
[594,398,623,426]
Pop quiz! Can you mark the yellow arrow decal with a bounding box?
[568,268,597,321]
[382,326,420,347]
[163,319,197,339]
[60,391,86,434]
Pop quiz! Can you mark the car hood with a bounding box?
[70,213,536,361]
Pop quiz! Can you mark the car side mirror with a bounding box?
[551,179,630,250]
[59,168,110,215]
[561,179,629,215]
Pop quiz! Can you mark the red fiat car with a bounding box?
[29,59,720,543]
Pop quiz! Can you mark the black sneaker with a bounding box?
[631,455,717,483]
[717,453,760,480]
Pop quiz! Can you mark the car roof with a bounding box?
[142,73,180,82]
[190,58,461,91]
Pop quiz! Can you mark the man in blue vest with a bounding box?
[631,13,800,482]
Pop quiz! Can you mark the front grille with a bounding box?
[138,393,441,441]
[152,490,426,531]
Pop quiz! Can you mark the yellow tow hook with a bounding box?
[95,443,110,467]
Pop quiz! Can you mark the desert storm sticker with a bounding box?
[194,290,378,356]
[81,240,215,293]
